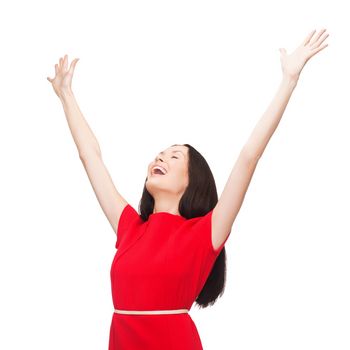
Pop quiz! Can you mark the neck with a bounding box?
[152,197,181,215]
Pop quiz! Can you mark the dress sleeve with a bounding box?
[115,204,141,249]
[190,209,231,299]
[192,209,231,259]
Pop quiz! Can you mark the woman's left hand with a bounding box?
[279,28,329,82]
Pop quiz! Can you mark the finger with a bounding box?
[68,58,79,75]
[60,56,64,69]
[47,76,52,82]
[311,32,329,50]
[311,43,329,56]
[64,54,68,70]
[309,28,327,47]
[302,29,316,46]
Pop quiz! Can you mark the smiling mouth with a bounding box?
[151,166,167,176]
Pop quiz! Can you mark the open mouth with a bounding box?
[151,166,167,176]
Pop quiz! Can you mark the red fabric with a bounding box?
[109,204,230,349]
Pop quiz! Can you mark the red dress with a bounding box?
[109,203,230,349]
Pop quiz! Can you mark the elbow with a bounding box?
[241,147,261,164]
[79,148,102,161]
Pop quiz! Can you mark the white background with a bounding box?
[1,0,349,349]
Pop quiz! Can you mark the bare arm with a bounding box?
[59,90,101,159]
[211,29,329,250]
[243,76,298,161]
[60,90,128,234]
[211,76,297,250]
[48,55,128,234]
[244,28,329,160]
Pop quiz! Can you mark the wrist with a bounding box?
[59,89,74,101]
[282,74,299,86]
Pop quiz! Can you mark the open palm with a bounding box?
[47,54,79,98]
[279,28,329,81]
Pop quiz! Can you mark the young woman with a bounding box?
[47,28,329,349]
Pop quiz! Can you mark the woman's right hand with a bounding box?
[47,54,79,98]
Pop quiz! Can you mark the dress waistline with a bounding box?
[114,308,189,315]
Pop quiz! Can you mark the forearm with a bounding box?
[59,89,101,159]
[243,75,299,160]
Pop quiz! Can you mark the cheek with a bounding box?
[173,167,188,181]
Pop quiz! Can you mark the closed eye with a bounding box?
[153,155,179,161]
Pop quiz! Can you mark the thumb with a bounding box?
[279,48,287,55]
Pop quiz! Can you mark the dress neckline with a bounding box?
[149,211,186,220]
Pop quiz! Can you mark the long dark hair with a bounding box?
[138,143,227,309]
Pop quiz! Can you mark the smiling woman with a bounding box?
[145,144,190,216]
[107,142,231,349]
[47,28,330,350]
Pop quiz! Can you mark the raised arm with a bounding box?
[211,29,329,250]
[47,55,128,235]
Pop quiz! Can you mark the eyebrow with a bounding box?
[159,150,184,156]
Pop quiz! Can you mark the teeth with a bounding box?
[152,166,167,175]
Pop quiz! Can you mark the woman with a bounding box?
[47,28,329,349]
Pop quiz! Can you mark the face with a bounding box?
[146,145,189,198]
